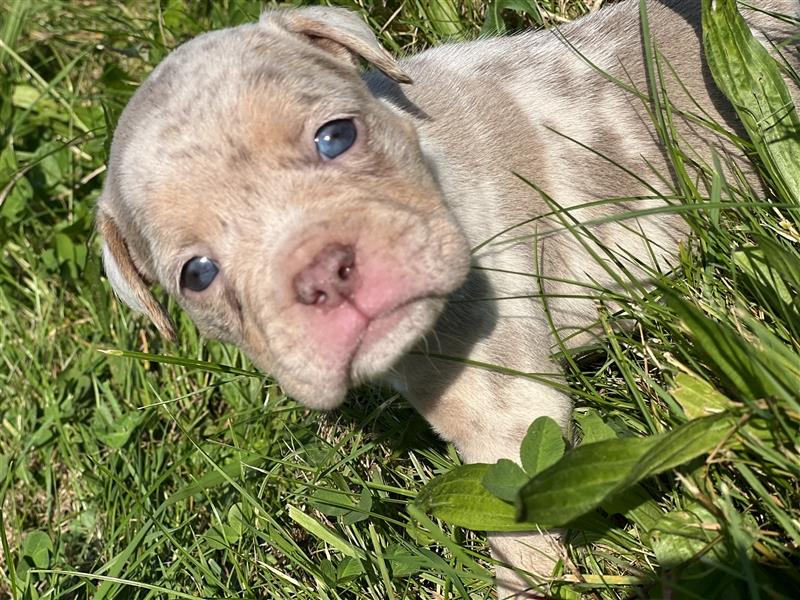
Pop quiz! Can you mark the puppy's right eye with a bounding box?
[315,119,357,160]
[180,256,219,292]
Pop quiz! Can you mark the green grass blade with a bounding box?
[99,348,262,378]
[287,505,367,560]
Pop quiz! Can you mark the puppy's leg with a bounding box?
[397,338,572,598]
[461,380,572,600]
[491,531,566,599]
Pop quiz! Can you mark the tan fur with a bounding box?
[96,1,799,597]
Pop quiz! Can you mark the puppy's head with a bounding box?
[96,7,471,409]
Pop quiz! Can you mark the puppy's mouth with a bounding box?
[345,294,441,381]
[265,223,471,408]
[262,291,445,410]
[352,302,408,355]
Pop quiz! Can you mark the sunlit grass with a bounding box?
[1,1,798,599]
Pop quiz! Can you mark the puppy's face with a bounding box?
[97,9,471,409]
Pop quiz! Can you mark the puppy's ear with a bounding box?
[262,7,412,84]
[96,207,177,341]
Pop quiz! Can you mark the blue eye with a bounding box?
[314,119,357,160]
[180,256,219,292]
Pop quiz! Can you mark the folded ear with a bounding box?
[262,7,412,84]
[96,207,176,341]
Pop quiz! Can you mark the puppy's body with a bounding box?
[367,0,798,466]
[97,1,798,597]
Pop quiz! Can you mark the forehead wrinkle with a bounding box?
[144,199,244,283]
[242,64,366,112]
[240,36,369,108]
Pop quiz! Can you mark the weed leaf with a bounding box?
[672,372,732,419]
[22,530,53,569]
[481,459,529,502]
[482,0,543,35]
[516,414,734,527]
[520,416,566,476]
[414,464,529,531]
[702,0,800,204]
[576,410,617,444]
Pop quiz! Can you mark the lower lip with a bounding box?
[356,302,413,356]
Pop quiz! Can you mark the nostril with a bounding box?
[293,243,358,308]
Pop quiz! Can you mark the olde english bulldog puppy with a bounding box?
[95,0,798,597]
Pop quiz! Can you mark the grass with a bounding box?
[1,1,799,599]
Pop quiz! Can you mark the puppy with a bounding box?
[96,1,798,597]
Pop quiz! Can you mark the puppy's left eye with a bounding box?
[314,119,357,160]
[180,256,219,292]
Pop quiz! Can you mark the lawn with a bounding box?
[1,1,799,599]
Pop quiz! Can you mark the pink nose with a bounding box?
[293,243,357,308]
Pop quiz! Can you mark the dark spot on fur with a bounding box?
[168,150,194,161]
[159,124,181,140]
[494,393,509,410]
[226,287,245,330]
[229,142,252,166]
[510,422,529,444]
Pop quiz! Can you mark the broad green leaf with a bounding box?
[649,504,721,567]
[227,503,244,537]
[672,372,732,419]
[756,235,800,292]
[517,414,734,528]
[520,416,566,476]
[417,415,735,532]
[28,421,54,448]
[318,559,337,585]
[12,84,62,118]
[165,451,263,506]
[336,556,364,581]
[516,436,656,527]
[576,410,617,444]
[702,0,800,204]
[384,544,426,579]
[205,523,241,549]
[21,530,52,569]
[603,484,664,533]
[341,488,372,525]
[14,558,32,594]
[95,410,144,449]
[745,317,800,409]
[481,458,529,502]
[413,464,531,531]
[310,488,357,517]
[421,0,465,38]
[311,487,372,525]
